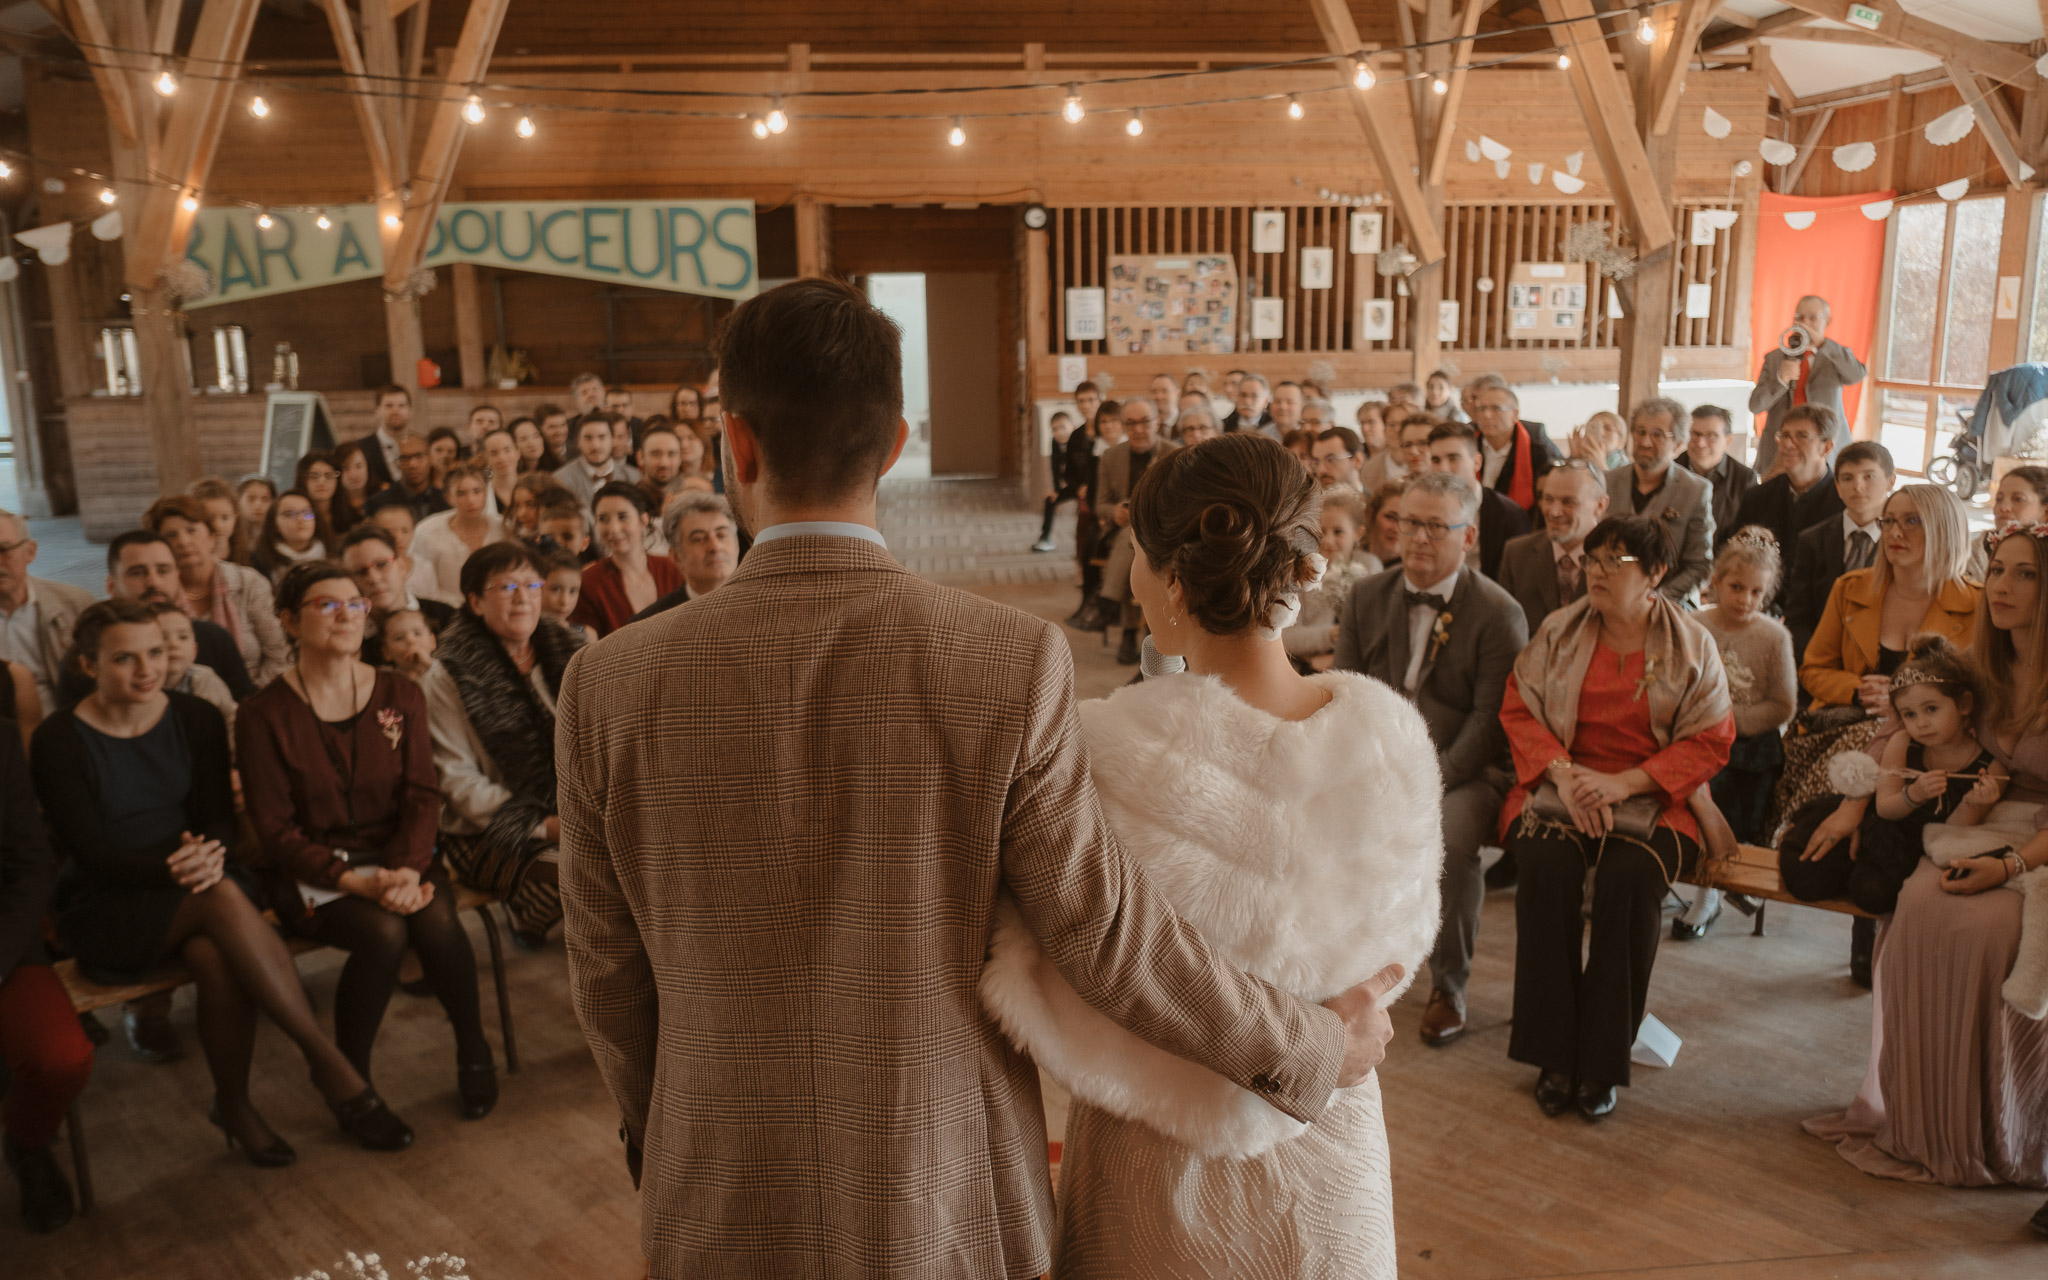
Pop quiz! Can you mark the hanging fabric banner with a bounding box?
[182,199,759,308]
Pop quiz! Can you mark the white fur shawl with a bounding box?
[1920,800,2048,1020]
[979,670,1445,1157]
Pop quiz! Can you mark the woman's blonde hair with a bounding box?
[1972,528,2048,735]
[1869,483,1971,597]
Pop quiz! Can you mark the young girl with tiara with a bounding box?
[1677,526,1799,938]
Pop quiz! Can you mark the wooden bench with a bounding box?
[1680,842,1876,936]
[54,884,519,1215]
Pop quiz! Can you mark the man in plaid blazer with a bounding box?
[560,279,1398,1279]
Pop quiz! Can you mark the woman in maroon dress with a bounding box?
[570,481,680,638]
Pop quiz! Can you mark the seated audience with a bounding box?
[238,562,494,1120]
[1175,405,1219,446]
[1270,380,1305,437]
[536,500,596,565]
[379,609,438,681]
[539,552,587,642]
[1604,398,1714,604]
[103,531,255,700]
[603,386,643,447]
[1282,486,1373,668]
[1363,481,1406,570]
[423,542,578,946]
[0,722,89,1233]
[186,479,241,564]
[248,488,333,587]
[146,495,289,685]
[1678,405,1756,537]
[467,405,503,444]
[1424,419,1528,580]
[1280,428,1316,472]
[511,416,561,474]
[1298,398,1334,435]
[1467,375,1556,510]
[339,525,456,651]
[1498,461,1608,633]
[1569,411,1628,472]
[1781,483,1976,986]
[669,384,701,426]
[426,427,463,486]
[1354,399,1388,458]
[364,502,446,608]
[1721,405,1843,556]
[632,493,740,622]
[1967,465,2048,578]
[363,435,450,525]
[1424,368,1465,422]
[146,602,235,743]
[537,404,572,462]
[1388,380,1422,410]
[635,425,688,513]
[1786,441,1894,658]
[34,600,409,1158]
[1083,399,1179,664]
[297,451,359,537]
[479,427,522,518]
[332,440,387,527]
[1312,427,1366,493]
[1148,372,1179,428]
[1499,517,1735,1120]
[1360,404,1416,491]
[1805,525,2048,1191]
[553,413,639,511]
[571,483,681,639]
[1337,471,1529,1048]
[510,474,570,542]
[1222,372,1276,437]
[1680,529,1797,940]
[1181,369,1210,397]
[233,474,276,560]
[0,508,92,715]
[412,461,505,604]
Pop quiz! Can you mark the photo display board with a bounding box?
[1506,261,1592,337]
[1105,254,1239,356]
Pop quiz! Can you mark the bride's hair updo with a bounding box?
[1128,432,1322,636]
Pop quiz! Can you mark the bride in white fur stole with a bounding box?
[981,433,1444,1279]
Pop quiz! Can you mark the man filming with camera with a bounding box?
[1748,294,1866,475]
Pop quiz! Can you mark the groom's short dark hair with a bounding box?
[713,278,904,504]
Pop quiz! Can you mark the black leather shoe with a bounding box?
[124,1008,183,1064]
[1484,850,1519,890]
[1062,596,1094,629]
[1575,1080,1619,1121]
[207,1099,296,1168]
[1534,1071,1574,1118]
[1672,895,1721,941]
[330,1088,414,1152]
[1115,630,1140,666]
[1850,916,1875,989]
[457,1060,498,1121]
[2029,1197,2048,1239]
[4,1134,75,1234]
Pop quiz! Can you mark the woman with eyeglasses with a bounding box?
[1778,484,1978,985]
[238,562,492,1124]
[1498,516,1735,1122]
[571,482,681,639]
[423,542,580,947]
[35,599,410,1163]
[250,488,334,587]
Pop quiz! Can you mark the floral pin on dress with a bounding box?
[1427,610,1455,665]
[377,708,405,751]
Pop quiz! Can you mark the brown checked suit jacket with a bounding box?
[558,532,1346,1280]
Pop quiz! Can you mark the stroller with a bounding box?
[1930,363,2048,500]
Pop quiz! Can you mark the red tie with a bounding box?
[1792,353,1812,407]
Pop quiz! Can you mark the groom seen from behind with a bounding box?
[558,278,1402,1280]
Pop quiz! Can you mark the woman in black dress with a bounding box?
[32,600,411,1164]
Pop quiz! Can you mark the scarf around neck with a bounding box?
[1513,594,1732,753]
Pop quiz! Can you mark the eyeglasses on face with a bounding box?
[280,509,318,522]
[1583,553,1643,576]
[1394,516,1471,542]
[1877,514,1923,534]
[304,598,371,618]
[1776,429,1822,446]
[483,580,546,598]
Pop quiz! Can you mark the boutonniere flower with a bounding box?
[1427,610,1454,663]
[377,708,404,751]
[1662,505,1679,522]
[1633,656,1659,703]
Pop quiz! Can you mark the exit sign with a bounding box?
[1845,4,1883,30]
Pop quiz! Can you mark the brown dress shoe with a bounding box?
[1419,990,1467,1047]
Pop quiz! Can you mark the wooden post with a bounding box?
[795,196,833,278]
[42,259,97,401]
[1988,188,2031,369]
[1616,126,1678,414]
[385,292,426,400]
[130,289,201,493]
[452,263,487,388]
[1023,223,1050,502]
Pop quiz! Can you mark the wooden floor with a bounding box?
[9,491,2044,1278]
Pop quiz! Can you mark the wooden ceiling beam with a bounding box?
[1424,0,1492,187]
[1944,62,2027,189]
[1770,0,2030,84]
[1705,7,1815,54]
[1538,0,1674,252]
[1650,0,1716,135]
[59,0,140,144]
[1304,0,1447,265]
[383,0,511,288]
[145,0,179,57]
[1779,104,1833,193]
[316,0,398,202]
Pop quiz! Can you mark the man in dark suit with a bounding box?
[1784,440,1893,658]
[1221,372,1278,438]
[1678,404,1757,537]
[1335,470,1528,1047]
[1467,374,1557,511]
[1605,397,1715,605]
[363,434,450,524]
[358,384,413,491]
[1497,460,1608,633]
[1425,419,1528,580]
[1720,404,1845,560]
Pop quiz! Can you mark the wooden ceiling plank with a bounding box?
[316,0,398,201]
[60,0,140,144]
[1771,0,2030,84]
[384,0,512,288]
[1650,0,1716,134]
[1706,7,1815,53]
[402,0,431,147]
[146,0,178,57]
[1537,0,1675,252]
[1757,45,1799,112]
[1304,0,1446,265]
[1944,62,2027,189]
[1424,0,1490,188]
[360,0,410,192]
[1780,104,1833,192]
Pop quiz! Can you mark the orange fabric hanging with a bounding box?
[1751,190,1892,437]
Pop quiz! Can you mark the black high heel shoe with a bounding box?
[1574,1079,1619,1121]
[457,1060,498,1121]
[207,1100,296,1168]
[329,1088,414,1151]
[1533,1071,1574,1118]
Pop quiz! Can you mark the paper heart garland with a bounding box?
[1564,151,1583,176]
[1551,170,1585,194]
[1923,104,1974,147]
[1702,106,1731,139]
[1527,162,1545,184]
[1696,209,1739,231]
[1465,140,1480,163]
[1936,177,1970,201]
[1759,138,1798,166]
[1831,141,1876,173]
[1860,199,1894,221]
[1782,211,1816,231]
[1478,135,1510,161]
[1493,158,1510,179]
[14,222,72,265]
[90,211,123,241]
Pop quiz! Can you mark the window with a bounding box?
[2028,195,2048,362]
[1874,196,2007,473]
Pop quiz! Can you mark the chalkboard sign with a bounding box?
[259,392,337,492]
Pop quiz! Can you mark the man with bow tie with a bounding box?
[1749,295,1866,475]
[1335,471,1529,1049]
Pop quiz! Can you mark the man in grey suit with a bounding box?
[1748,294,1868,474]
[1497,460,1608,633]
[0,510,95,713]
[1089,398,1180,664]
[1334,471,1529,1048]
[1606,398,1714,605]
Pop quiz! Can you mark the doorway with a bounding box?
[864,273,932,480]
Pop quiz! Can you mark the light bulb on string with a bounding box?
[383,212,400,229]
[248,95,269,118]
[1353,58,1376,91]
[1286,94,1304,120]
[315,212,332,230]
[98,187,116,205]
[1126,110,1144,137]
[463,95,485,125]
[766,96,788,134]
[947,118,966,147]
[1431,76,1448,96]
[1556,52,1571,70]
[255,211,274,230]
[1061,84,1084,124]
[180,194,198,212]
[0,162,13,179]
[516,115,536,139]
[750,116,769,139]
[1635,7,1656,44]
[153,70,177,97]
